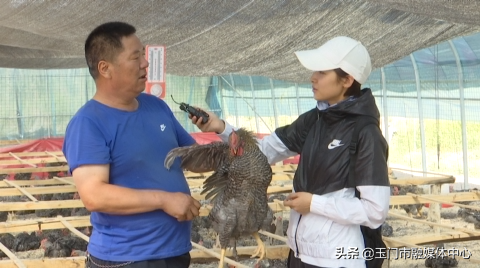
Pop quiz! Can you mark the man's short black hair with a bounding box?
[85,21,136,79]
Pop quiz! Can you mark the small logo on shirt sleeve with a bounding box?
[160,124,166,131]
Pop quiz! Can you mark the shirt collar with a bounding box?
[316,95,355,111]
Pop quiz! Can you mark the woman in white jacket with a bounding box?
[191,36,390,268]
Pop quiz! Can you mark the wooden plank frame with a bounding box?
[0,164,479,267]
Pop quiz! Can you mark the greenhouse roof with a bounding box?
[2,0,480,82]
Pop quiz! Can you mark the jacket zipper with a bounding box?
[294,215,302,257]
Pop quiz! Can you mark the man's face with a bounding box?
[109,34,149,97]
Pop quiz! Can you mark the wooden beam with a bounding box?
[258,230,287,243]
[388,212,480,235]
[44,151,63,162]
[0,177,74,187]
[0,151,63,158]
[191,242,249,268]
[187,175,455,187]
[184,165,297,178]
[0,200,84,211]
[3,180,38,201]
[0,245,290,267]
[199,201,287,217]
[0,216,90,234]
[184,172,295,181]
[57,216,89,242]
[267,185,293,194]
[0,241,26,268]
[199,207,210,217]
[190,245,289,260]
[194,190,480,204]
[390,176,455,186]
[8,152,37,168]
[464,258,480,264]
[0,139,29,147]
[0,185,77,196]
[384,237,480,266]
[383,237,420,248]
[429,184,442,234]
[0,157,67,166]
[271,164,297,173]
[191,184,294,201]
[407,193,480,210]
[390,192,480,205]
[0,166,69,175]
[388,231,480,247]
[391,167,456,178]
[183,171,214,178]
[54,177,75,186]
[0,257,85,268]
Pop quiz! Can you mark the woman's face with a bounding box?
[310,70,353,105]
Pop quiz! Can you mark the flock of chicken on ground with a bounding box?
[1,162,479,266]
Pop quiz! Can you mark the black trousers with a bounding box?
[86,252,190,268]
[287,249,346,268]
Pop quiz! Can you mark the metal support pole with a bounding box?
[270,78,279,129]
[449,40,469,189]
[410,54,427,175]
[249,76,260,133]
[381,67,389,144]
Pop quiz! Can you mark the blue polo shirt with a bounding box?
[62,93,195,261]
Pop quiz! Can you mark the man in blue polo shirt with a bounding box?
[63,21,201,268]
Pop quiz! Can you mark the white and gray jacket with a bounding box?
[216,89,390,268]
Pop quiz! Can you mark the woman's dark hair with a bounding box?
[333,68,362,97]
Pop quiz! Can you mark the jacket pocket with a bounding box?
[297,214,332,244]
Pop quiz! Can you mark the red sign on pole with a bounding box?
[145,45,166,99]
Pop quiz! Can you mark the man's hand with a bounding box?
[190,109,225,133]
[162,192,201,221]
[283,192,313,215]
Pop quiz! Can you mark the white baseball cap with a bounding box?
[294,36,372,84]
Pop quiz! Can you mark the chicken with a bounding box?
[424,243,458,267]
[424,257,458,268]
[0,233,15,258]
[192,216,210,232]
[14,172,31,180]
[191,230,202,243]
[0,212,7,222]
[35,193,75,218]
[45,162,68,178]
[381,222,393,237]
[165,128,273,268]
[458,201,480,229]
[41,237,72,258]
[41,235,88,258]
[13,231,41,252]
[397,185,425,218]
[268,215,284,245]
[71,207,91,217]
[40,229,65,243]
[63,236,88,251]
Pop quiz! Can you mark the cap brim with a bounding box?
[294,49,336,71]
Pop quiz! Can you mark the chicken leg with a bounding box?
[250,232,266,262]
[218,248,226,268]
[416,205,424,218]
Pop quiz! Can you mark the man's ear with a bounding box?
[97,60,111,79]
